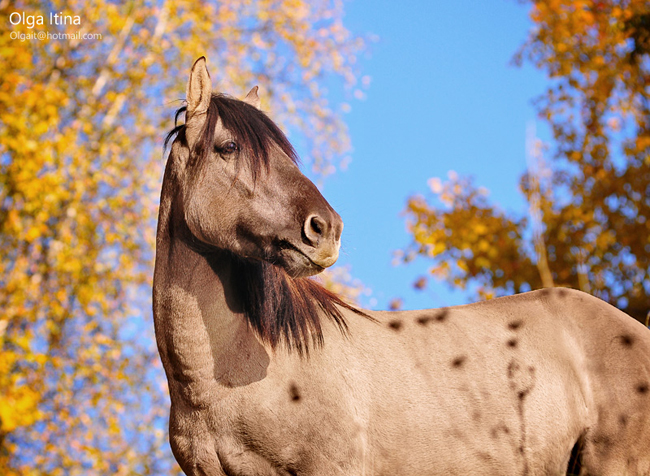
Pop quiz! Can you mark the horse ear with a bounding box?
[186,57,212,118]
[243,86,261,109]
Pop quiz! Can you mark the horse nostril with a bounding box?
[304,214,327,246]
[311,216,324,235]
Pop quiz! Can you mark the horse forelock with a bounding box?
[164,94,299,183]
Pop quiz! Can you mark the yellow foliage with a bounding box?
[0,0,367,473]
[0,351,43,433]
[404,0,650,321]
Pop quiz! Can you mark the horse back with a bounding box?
[551,288,650,475]
[350,287,650,475]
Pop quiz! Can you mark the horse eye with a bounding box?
[220,141,238,155]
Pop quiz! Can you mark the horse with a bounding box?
[153,57,650,475]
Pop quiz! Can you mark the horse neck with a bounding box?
[153,184,269,406]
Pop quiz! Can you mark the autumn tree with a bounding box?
[403,0,649,322]
[0,0,366,473]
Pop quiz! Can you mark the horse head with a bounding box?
[170,57,342,278]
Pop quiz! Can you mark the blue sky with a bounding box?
[316,1,551,310]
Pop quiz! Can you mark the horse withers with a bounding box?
[153,57,650,475]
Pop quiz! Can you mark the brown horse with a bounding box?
[153,57,650,475]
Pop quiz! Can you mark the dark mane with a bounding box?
[164,93,298,183]
[165,93,369,355]
[228,254,367,355]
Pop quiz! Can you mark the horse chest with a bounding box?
[170,374,368,475]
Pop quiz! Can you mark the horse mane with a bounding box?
[228,254,367,355]
[165,93,369,355]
